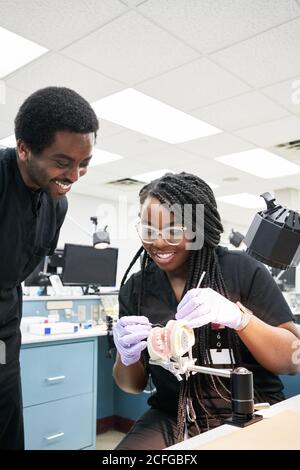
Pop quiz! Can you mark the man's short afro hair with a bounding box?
[15,86,99,154]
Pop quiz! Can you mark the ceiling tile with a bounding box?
[82,153,155,183]
[137,58,250,111]
[0,0,127,49]
[96,127,169,157]
[138,0,300,54]
[193,91,289,131]
[6,53,123,102]
[72,183,142,202]
[178,133,253,158]
[0,86,27,124]
[98,119,127,139]
[235,115,300,147]
[62,11,198,84]
[262,77,300,113]
[121,0,146,5]
[269,138,300,164]
[212,17,300,87]
[130,147,205,172]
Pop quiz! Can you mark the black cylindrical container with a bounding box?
[231,367,254,422]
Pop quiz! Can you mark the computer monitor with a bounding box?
[62,244,118,287]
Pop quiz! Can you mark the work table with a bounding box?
[167,394,300,450]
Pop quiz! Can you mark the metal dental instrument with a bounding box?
[196,271,206,289]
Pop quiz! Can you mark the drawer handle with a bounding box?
[44,432,65,441]
[45,375,66,383]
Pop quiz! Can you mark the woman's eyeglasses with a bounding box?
[135,222,187,246]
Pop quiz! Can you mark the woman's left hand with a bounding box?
[175,287,242,329]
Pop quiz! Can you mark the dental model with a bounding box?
[147,320,195,361]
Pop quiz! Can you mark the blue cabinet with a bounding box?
[21,337,98,450]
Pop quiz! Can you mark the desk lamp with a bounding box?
[66,214,110,249]
[90,217,110,249]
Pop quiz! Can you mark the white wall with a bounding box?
[221,219,249,248]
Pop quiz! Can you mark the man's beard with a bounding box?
[27,159,48,192]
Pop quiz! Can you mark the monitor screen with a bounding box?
[62,244,118,287]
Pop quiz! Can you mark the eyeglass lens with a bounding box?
[138,224,185,245]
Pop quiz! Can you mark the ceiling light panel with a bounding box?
[90,148,124,167]
[216,148,300,178]
[92,89,221,144]
[0,26,47,78]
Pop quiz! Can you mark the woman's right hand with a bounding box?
[113,316,151,366]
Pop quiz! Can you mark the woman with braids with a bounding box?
[113,172,299,450]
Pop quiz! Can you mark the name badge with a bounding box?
[210,348,233,365]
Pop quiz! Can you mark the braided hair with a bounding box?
[121,172,243,442]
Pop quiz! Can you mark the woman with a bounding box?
[113,172,299,450]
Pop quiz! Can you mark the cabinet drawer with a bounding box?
[24,394,94,450]
[21,340,94,406]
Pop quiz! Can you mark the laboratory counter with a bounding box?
[21,324,107,345]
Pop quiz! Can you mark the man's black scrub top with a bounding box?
[0,147,67,376]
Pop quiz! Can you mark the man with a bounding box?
[0,86,99,449]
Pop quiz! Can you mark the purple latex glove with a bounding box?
[113,315,152,366]
[175,288,241,329]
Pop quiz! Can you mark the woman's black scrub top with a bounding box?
[119,247,294,416]
[0,147,67,375]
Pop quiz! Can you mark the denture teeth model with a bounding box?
[147,320,195,360]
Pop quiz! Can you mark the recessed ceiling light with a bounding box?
[217,193,264,209]
[222,176,239,182]
[0,134,15,147]
[0,26,47,78]
[133,169,173,183]
[216,148,300,178]
[89,148,124,167]
[92,88,221,144]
